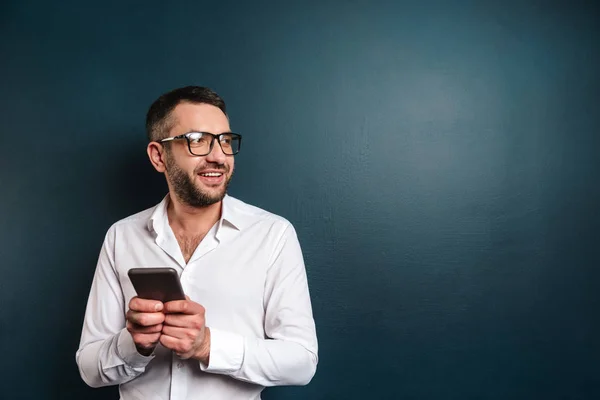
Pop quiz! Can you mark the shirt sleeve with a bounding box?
[200,222,319,386]
[75,225,154,387]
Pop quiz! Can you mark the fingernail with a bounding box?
[155,303,162,311]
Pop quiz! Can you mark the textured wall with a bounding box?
[1,1,598,399]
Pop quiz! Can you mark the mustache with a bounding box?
[194,163,229,174]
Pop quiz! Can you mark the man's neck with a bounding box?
[166,194,223,235]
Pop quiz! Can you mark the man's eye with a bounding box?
[189,134,209,144]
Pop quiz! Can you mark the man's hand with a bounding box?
[160,297,211,364]
[126,297,165,356]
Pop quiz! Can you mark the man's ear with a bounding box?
[147,142,167,173]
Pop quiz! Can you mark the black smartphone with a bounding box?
[127,267,186,302]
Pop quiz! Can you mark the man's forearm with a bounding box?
[77,329,153,388]
[199,328,317,386]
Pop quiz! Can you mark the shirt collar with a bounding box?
[147,193,247,235]
[220,194,245,231]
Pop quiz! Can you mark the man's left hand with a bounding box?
[160,297,211,364]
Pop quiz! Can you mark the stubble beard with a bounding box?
[165,151,233,208]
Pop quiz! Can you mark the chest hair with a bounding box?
[175,232,207,263]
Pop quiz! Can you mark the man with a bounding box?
[76,86,318,399]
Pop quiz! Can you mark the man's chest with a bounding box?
[115,236,270,332]
[174,231,206,264]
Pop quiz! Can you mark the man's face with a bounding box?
[163,102,235,208]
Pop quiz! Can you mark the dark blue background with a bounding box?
[1,1,598,399]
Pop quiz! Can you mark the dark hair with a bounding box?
[145,86,227,142]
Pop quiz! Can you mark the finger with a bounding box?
[133,332,161,350]
[126,310,165,326]
[129,296,164,312]
[164,300,204,315]
[126,320,163,334]
[161,325,196,340]
[164,313,204,329]
[159,333,193,359]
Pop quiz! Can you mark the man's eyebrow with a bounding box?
[182,129,234,134]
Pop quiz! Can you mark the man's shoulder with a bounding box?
[107,203,158,232]
[226,195,293,229]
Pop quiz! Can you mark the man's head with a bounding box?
[146,86,239,208]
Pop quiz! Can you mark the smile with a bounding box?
[199,172,223,177]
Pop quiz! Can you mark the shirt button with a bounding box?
[177,362,183,369]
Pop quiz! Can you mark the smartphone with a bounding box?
[127,267,186,302]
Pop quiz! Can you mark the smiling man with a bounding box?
[76,86,318,399]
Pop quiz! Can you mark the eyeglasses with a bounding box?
[159,132,242,156]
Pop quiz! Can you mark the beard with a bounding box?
[165,151,233,208]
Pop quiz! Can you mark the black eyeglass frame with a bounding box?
[159,132,242,156]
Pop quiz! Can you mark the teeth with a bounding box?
[200,172,222,177]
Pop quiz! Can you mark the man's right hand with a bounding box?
[126,297,165,356]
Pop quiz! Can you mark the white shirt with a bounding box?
[76,194,318,400]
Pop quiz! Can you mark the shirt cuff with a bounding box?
[199,328,244,373]
[116,328,155,368]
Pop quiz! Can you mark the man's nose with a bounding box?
[205,140,227,164]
